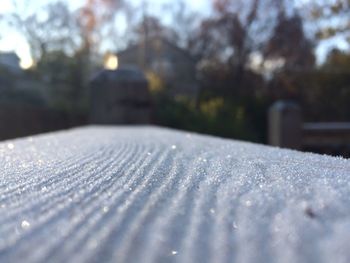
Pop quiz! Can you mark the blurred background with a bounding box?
[0,0,349,156]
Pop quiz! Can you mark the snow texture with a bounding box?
[0,126,350,263]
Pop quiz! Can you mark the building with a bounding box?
[89,67,152,124]
[116,37,199,99]
[0,52,21,73]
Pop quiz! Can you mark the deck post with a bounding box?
[268,101,302,150]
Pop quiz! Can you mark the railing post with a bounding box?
[268,101,302,150]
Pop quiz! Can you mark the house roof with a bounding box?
[117,37,196,63]
[0,52,21,71]
[91,67,147,85]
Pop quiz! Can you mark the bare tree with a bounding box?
[7,1,79,62]
[264,13,315,70]
[189,0,286,93]
[300,0,350,43]
[6,0,129,63]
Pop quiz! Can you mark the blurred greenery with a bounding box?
[154,93,268,142]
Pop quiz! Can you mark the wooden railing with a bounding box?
[269,101,350,157]
[0,104,86,140]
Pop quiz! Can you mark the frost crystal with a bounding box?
[21,220,30,229]
[0,126,349,263]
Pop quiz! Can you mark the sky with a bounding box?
[0,1,32,68]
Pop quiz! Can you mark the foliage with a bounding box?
[146,71,164,94]
[264,14,315,69]
[269,48,350,121]
[303,50,350,121]
[154,93,268,142]
[302,0,350,43]
[34,49,89,113]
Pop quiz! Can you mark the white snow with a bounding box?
[0,126,350,263]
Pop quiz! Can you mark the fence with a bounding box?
[268,101,350,157]
[0,104,87,141]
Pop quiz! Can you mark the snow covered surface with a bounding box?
[0,126,350,263]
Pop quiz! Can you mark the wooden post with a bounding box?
[268,101,302,150]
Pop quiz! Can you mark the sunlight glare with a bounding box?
[104,54,118,70]
[20,56,34,70]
